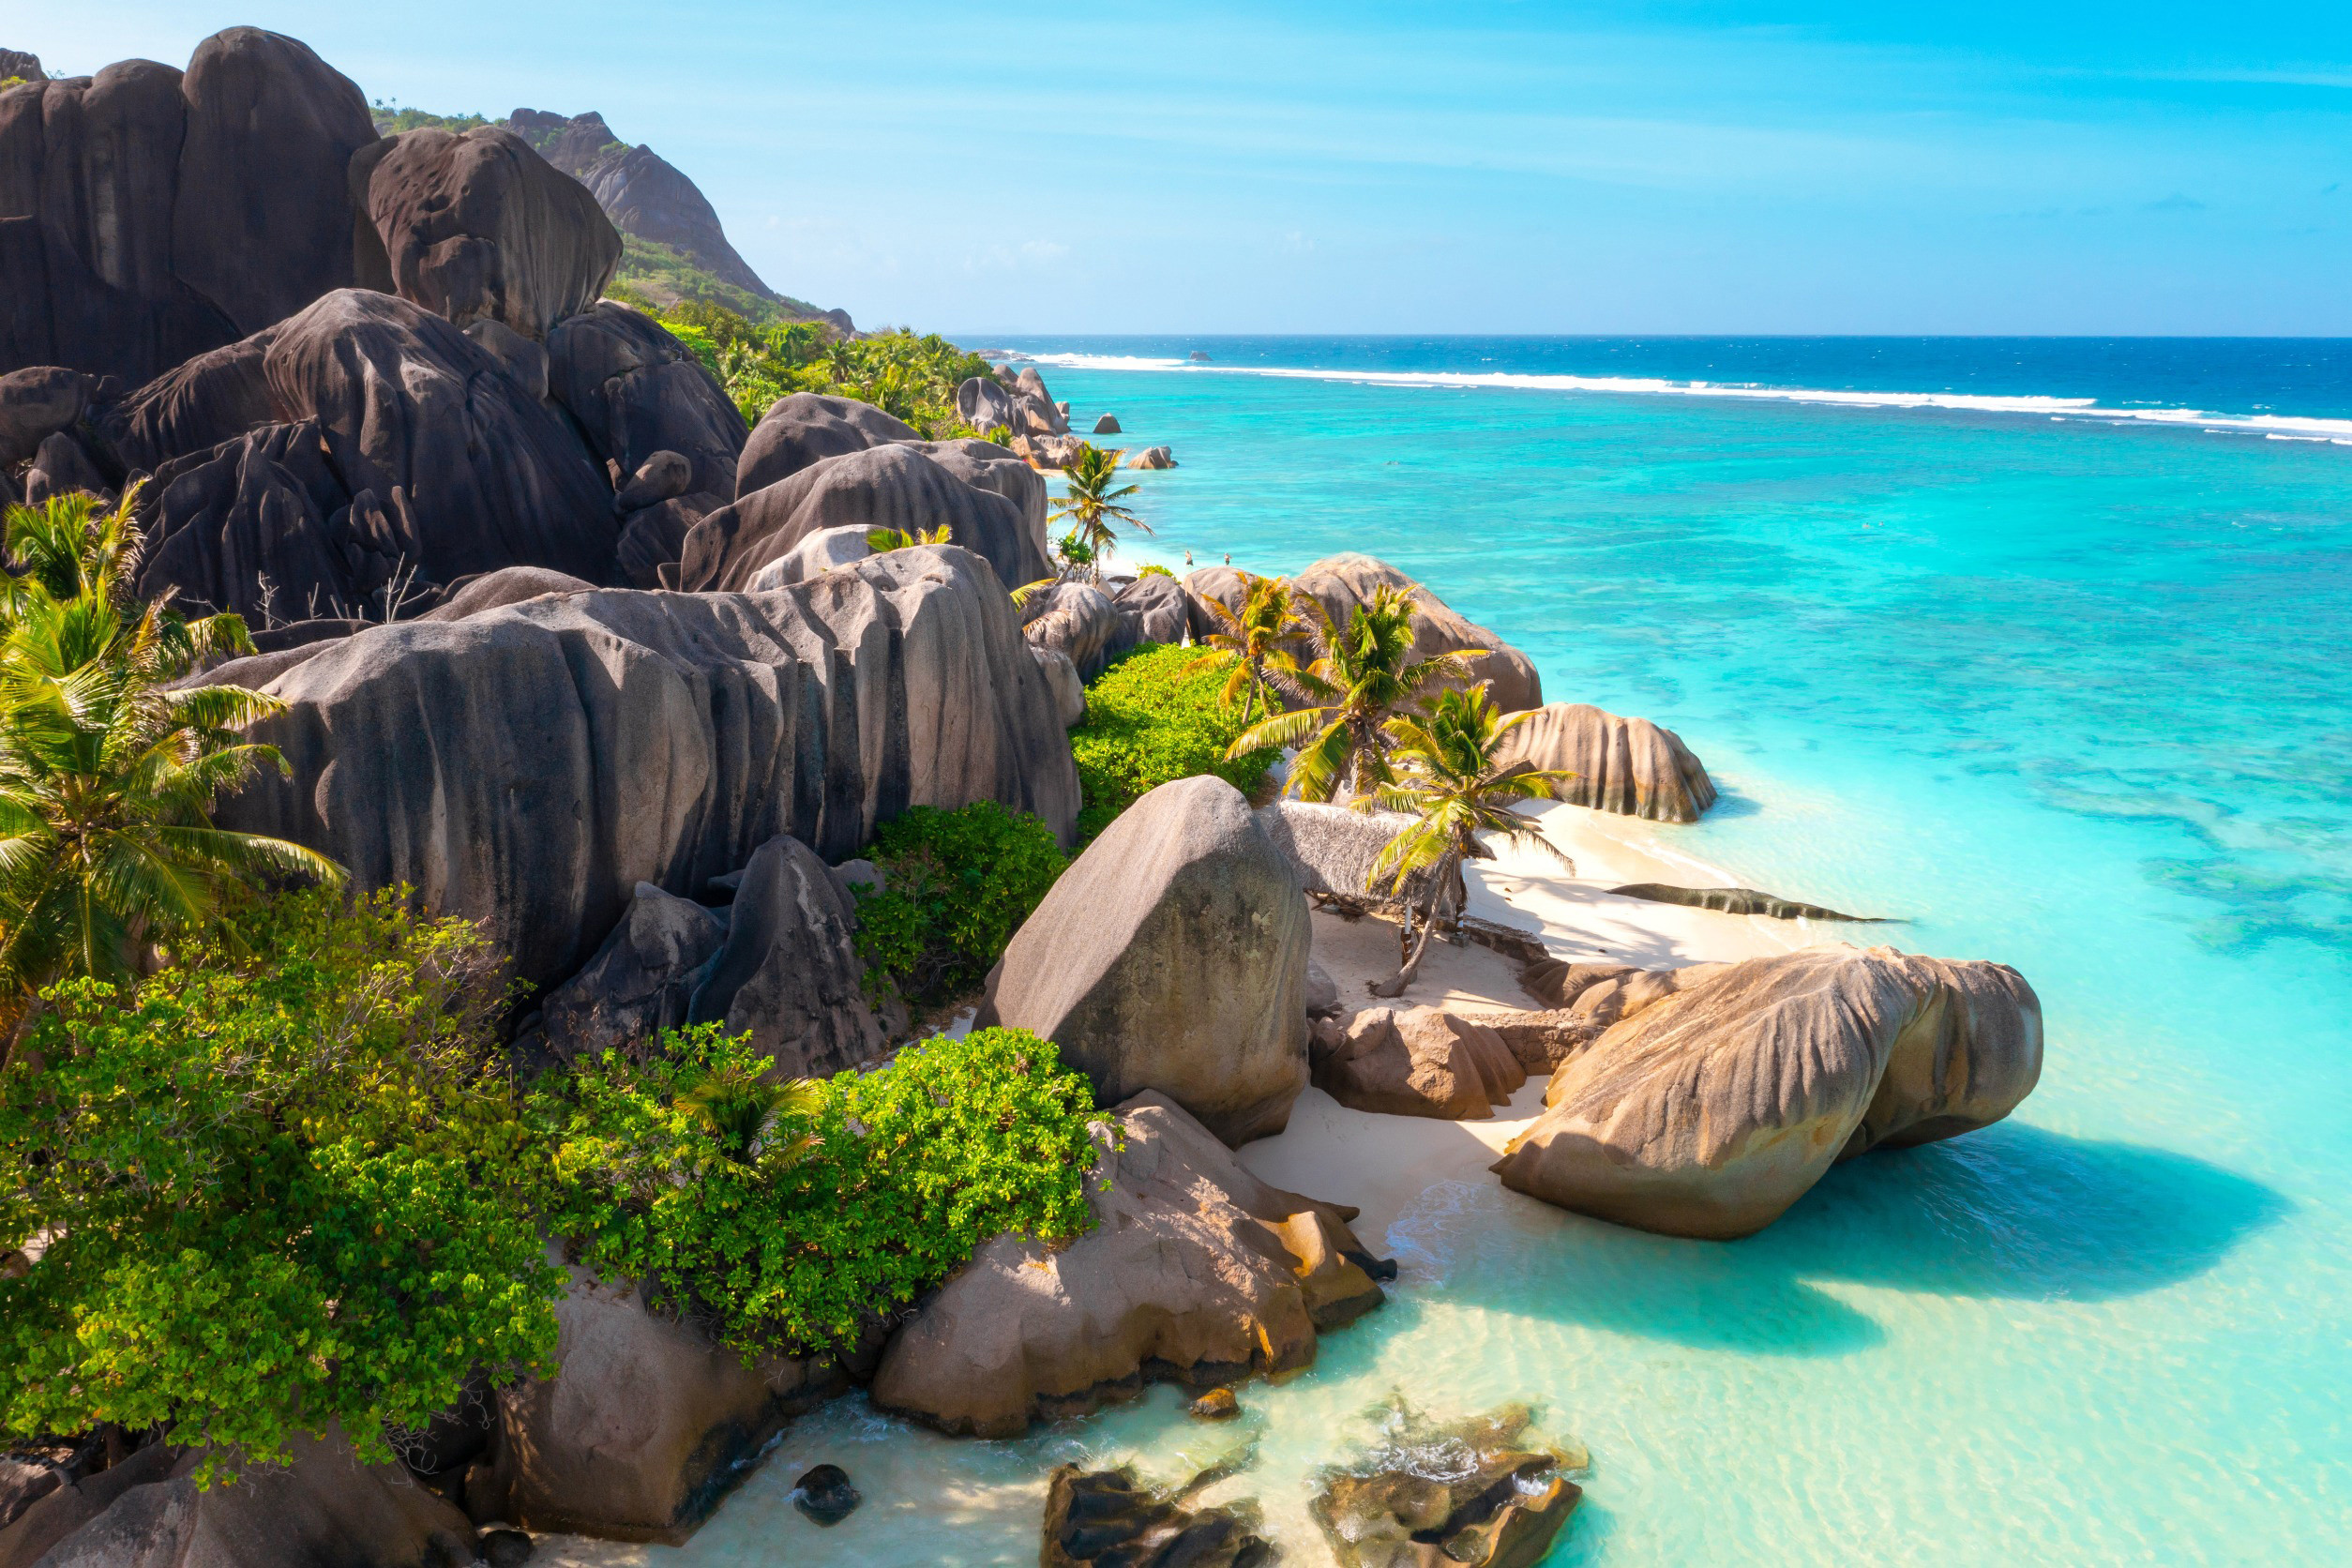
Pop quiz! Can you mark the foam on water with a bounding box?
[558,340,2352,1564]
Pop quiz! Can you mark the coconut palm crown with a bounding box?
[1185,574,1304,724]
[1048,444,1150,577]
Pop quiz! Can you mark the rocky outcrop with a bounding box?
[1493,947,2044,1239]
[354,126,621,340]
[1093,414,1122,434]
[0,29,376,384]
[1041,1467,1274,1568]
[0,52,40,85]
[683,834,899,1078]
[1022,580,1123,680]
[1114,573,1191,646]
[975,776,1310,1144]
[131,417,371,624]
[1311,1404,1581,1568]
[1015,367,1069,433]
[1606,882,1888,921]
[1256,799,1438,908]
[683,443,1051,601]
[217,547,1079,988]
[0,366,89,466]
[547,301,746,505]
[535,882,727,1068]
[0,1430,477,1568]
[734,392,917,494]
[464,1263,844,1544]
[745,523,870,589]
[1311,1005,1528,1119]
[23,432,107,503]
[97,326,281,472]
[869,1093,1383,1436]
[1491,702,1716,822]
[954,375,1019,434]
[1289,554,1543,714]
[1517,957,1726,1029]
[1128,445,1176,470]
[1474,1007,1602,1073]
[1031,643,1087,727]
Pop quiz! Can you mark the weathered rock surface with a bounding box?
[1114,572,1191,647]
[465,1263,843,1545]
[1491,701,1716,822]
[0,52,40,85]
[1493,947,2044,1238]
[354,126,622,340]
[23,431,107,503]
[1030,642,1087,727]
[1127,445,1176,469]
[217,548,1079,988]
[1312,1004,1528,1120]
[1311,1404,1581,1568]
[0,30,376,384]
[1289,554,1542,714]
[976,776,1310,1143]
[733,392,917,495]
[684,443,1052,600]
[685,834,899,1078]
[1257,799,1439,908]
[0,366,90,466]
[130,417,370,624]
[96,326,281,472]
[535,882,727,1068]
[1015,367,1069,433]
[0,1429,476,1568]
[547,301,746,504]
[1606,882,1889,922]
[744,523,871,590]
[463,318,550,401]
[1022,580,1124,679]
[1474,1008,1603,1074]
[1093,414,1123,434]
[1517,958,1726,1031]
[954,374,1019,434]
[870,1093,1383,1436]
[1041,1467,1274,1568]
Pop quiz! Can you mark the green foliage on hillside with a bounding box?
[368,99,490,136]
[1069,643,1279,840]
[0,889,557,1482]
[603,234,832,326]
[851,803,1068,1009]
[535,1024,1101,1354]
[650,298,993,437]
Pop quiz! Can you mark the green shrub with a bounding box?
[646,299,992,435]
[1069,643,1278,839]
[535,1024,1101,1354]
[1137,563,1176,579]
[0,889,558,1482]
[852,802,1067,1007]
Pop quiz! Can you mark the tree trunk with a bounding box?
[1370,852,1456,998]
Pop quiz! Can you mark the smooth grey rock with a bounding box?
[0,366,91,466]
[1313,1005,1527,1121]
[1493,947,2044,1238]
[615,449,693,512]
[1022,580,1123,680]
[955,375,1020,434]
[686,835,898,1078]
[618,493,719,590]
[1127,445,1175,469]
[421,565,596,621]
[1092,414,1122,434]
[1492,701,1717,823]
[975,776,1310,1144]
[354,126,621,340]
[1290,554,1542,714]
[734,392,918,495]
[96,326,282,472]
[1304,957,1339,1016]
[547,302,746,504]
[23,430,108,503]
[1028,643,1086,728]
[216,547,1079,989]
[1256,799,1438,907]
[465,317,550,402]
[1113,573,1190,647]
[538,882,727,1068]
[870,1093,1380,1435]
[745,522,870,590]
[1015,368,1068,434]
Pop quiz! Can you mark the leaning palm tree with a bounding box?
[0,503,344,1051]
[1048,444,1150,577]
[1363,686,1576,997]
[1227,586,1485,802]
[1186,574,1304,724]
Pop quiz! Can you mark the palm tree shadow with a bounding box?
[1428,1122,2285,1358]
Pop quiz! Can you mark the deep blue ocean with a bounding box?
[592,339,2352,1564]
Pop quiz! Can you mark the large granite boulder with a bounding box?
[955,374,1020,434]
[680,443,1051,599]
[1492,947,2044,1239]
[547,301,746,504]
[0,1429,476,1568]
[684,834,899,1078]
[217,548,1079,988]
[1492,701,1716,822]
[1312,1004,1527,1120]
[870,1093,1383,1436]
[130,418,378,624]
[1021,580,1124,679]
[535,882,728,1068]
[354,126,621,340]
[173,28,385,337]
[0,30,375,385]
[96,325,281,472]
[745,522,870,589]
[974,776,1310,1144]
[264,290,618,587]
[0,366,90,466]
[1030,643,1086,728]
[1015,367,1068,434]
[463,1264,844,1544]
[734,392,918,494]
[1256,799,1439,908]
[1114,572,1191,646]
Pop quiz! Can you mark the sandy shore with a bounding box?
[1242,795,1833,1242]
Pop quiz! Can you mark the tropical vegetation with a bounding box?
[849,802,1068,1008]
[1186,573,1304,725]
[1362,686,1573,995]
[654,299,994,434]
[1071,643,1280,840]
[1050,445,1150,577]
[1228,585,1485,803]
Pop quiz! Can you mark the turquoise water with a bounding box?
[591,348,2352,1563]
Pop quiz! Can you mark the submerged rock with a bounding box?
[869,1092,1384,1436]
[976,776,1310,1144]
[1607,882,1892,922]
[1040,1466,1274,1568]
[1190,1388,1243,1421]
[791,1465,859,1527]
[1493,946,2044,1238]
[1310,1403,1582,1568]
[1491,701,1717,823]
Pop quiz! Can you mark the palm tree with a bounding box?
[0,494,344,1050]
[1185,574,1303,725]
[1363,686,1576,997]
[1227,586,1486,802]
[1048,444,1150,577]
[678,1057,823,1168]
[866,523,953,552]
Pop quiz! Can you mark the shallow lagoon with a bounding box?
[565,347,2352,1563]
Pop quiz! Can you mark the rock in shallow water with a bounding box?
[1040,1466,1274,1568]
[791,1464,860,1526]
[1607,882,1891,922]
[1310,1403,1582,1568]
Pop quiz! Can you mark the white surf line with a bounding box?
[998,352,2352,445]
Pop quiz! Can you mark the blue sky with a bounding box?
[19,3,2352,334]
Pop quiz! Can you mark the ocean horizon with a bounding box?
[576,332,2352,1563]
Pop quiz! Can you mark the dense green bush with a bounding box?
[0,889,557,1482]
[535,1024,1101,1354]
[1070,643,1279,839]
[654,299,993,434]
[851,802,1066,1007]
